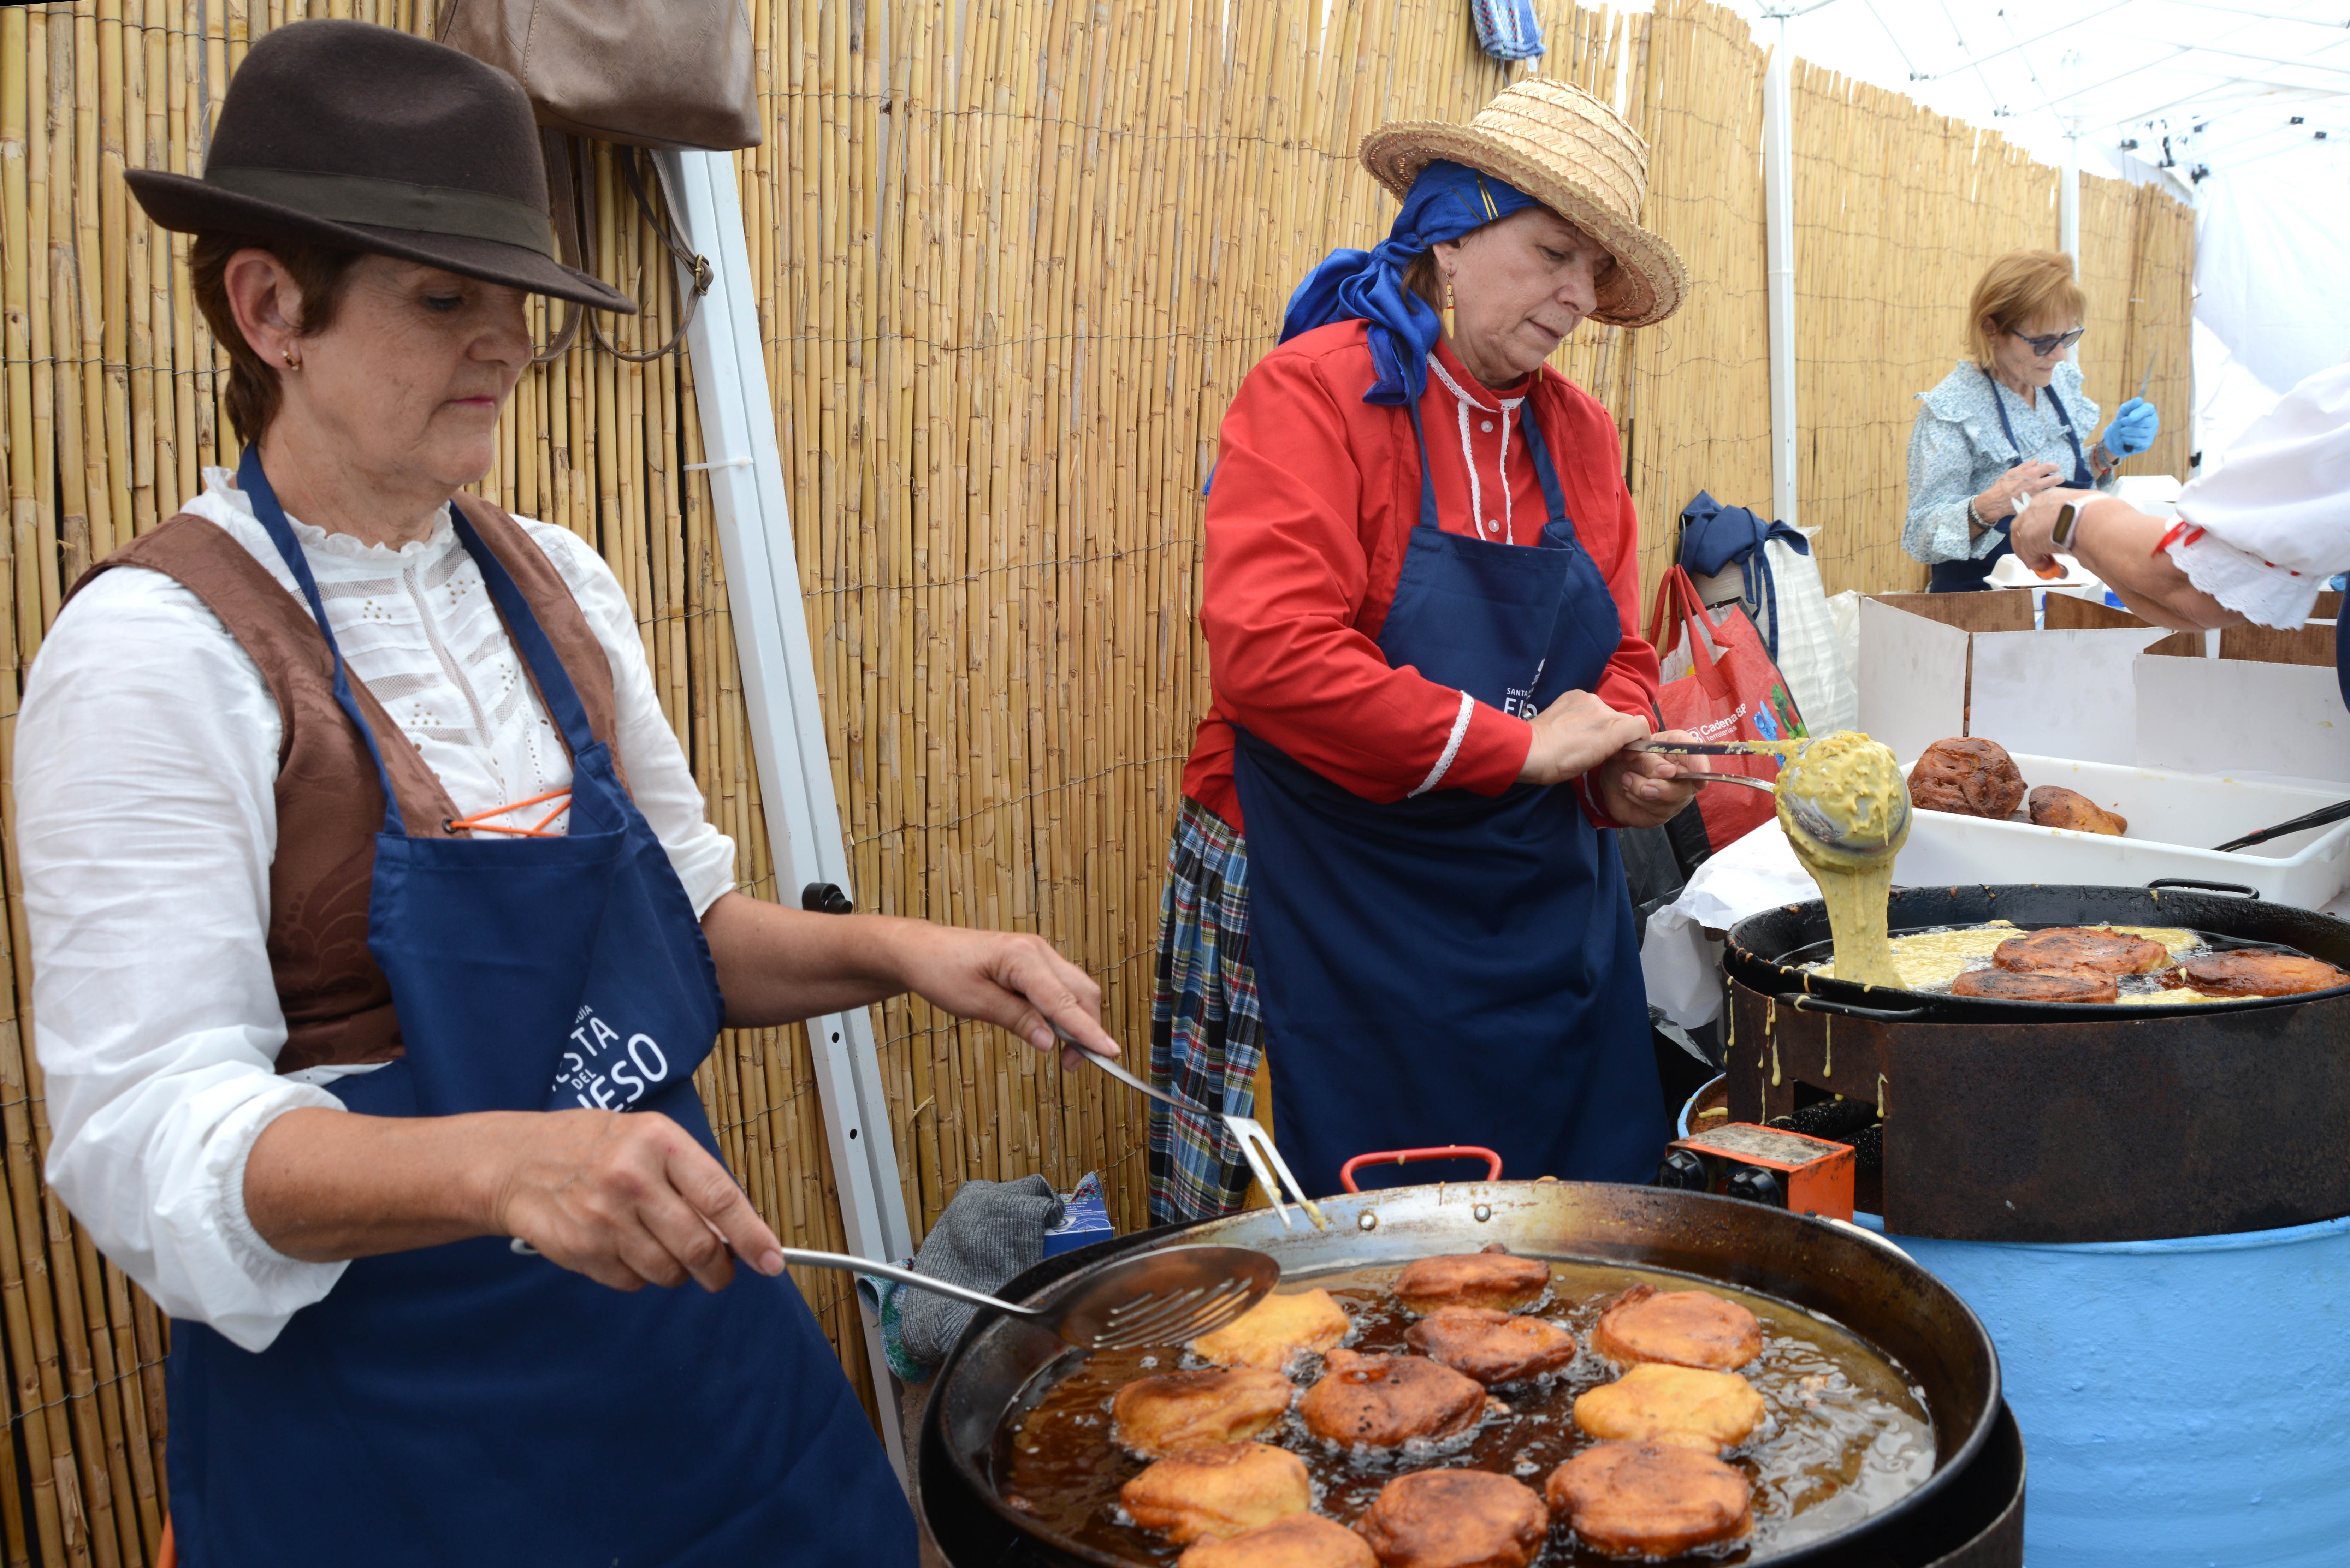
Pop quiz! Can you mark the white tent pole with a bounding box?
[1764,11,1799,529]
[660,147,916,1485]
[2062,125,2082,258]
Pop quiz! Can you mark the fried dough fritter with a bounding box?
[1545,1441,1753,1558]
[1391,1246,1550,1314]
[1949,966,2118,1003]
[1571,1363,1766,1453]
[1120,1442,1314,1544]
[1178,1512,1380,1568]
[1992,927,2170,976]
[1589,1284,1762,1372]
[1402,1308,1578,1386]
[2160,951,2350,998]
[1908,737,2026,820]
[1113,1367,1296,1459]
[1299,1350,1486,1448]
[1352,1469,1550,1568]
[1190,1289,1353,1372]
[2027,785,2127,836]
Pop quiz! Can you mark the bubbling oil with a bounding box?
[996,1257,1936,1565]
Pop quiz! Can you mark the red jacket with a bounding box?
[1181,323,1662,832]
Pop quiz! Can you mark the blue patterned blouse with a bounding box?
[1903,358,2116,566]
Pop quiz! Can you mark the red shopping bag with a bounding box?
[1644,565,1809,852]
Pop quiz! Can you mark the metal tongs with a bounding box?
[1059,1029,1328,1230]
[1625,737,1800,794]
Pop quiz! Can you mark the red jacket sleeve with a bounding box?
[1201,349,1534,803]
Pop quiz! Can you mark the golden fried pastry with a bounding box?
[1992,927,2170,976]
[1590,1284,1762,1372]
[1179,1512,1380,1568]
[1546,1441,1753,1558]
[1403,1307,1577,1386]
[1950,966,2118,1003]
[1190,1289,1353,1372]
[1392,1245,1550,1313]
[2028,785,2127,836]
[1113,1367,1296,1459]
[2160,951,2350,997]
[1299,1350,1485,1448]
[1121,1442,1313,1544]
[1572,1363,1766,1453]
[1908,738,2026,820]
[1352,1469,1550,1568]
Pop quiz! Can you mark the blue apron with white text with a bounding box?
[1931,365,2096,593]
[164,450,913,1567]
[1232,405,1669,1197]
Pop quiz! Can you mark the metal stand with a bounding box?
[659,148,918,1481]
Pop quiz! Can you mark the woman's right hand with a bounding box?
[1517,689,1651,786]
[1974,461,2063,526]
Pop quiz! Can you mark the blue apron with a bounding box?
[165,449,913,1567]
[1231,402,1668,1198]
[1931,364,2096,593]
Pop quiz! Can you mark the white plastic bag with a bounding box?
[1758,532,1858,736]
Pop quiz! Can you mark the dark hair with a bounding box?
[1404,252,1445,315]
[188,234,364,445]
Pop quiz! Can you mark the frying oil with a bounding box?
[998,1258,1936,1565]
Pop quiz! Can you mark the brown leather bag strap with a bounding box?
[584,145,712,363]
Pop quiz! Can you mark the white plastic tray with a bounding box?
[1894,752,2350,913]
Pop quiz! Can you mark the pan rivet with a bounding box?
[1357,1212,1378,1233]
[1473,1204,1492,1223]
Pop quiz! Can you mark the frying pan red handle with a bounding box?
[1339,1146,1504,1193]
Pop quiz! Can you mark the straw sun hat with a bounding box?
[1359,77,1687,329]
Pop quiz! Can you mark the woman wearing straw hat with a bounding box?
[1149,79,1705,1222]
[13,21,1119,1565]
[1903,249,2161,591]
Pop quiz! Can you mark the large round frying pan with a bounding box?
[1724,878,2350,1024]
[924,1179,2008,1567]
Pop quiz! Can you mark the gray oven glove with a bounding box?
[895,1174,1066,1368]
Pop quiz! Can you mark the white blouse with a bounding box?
[2168,358,2350,628]
[16,470,736,1352]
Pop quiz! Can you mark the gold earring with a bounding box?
[280,346,300,369]
[1444,275,1456,312]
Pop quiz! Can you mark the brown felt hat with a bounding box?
[125,19,633,313]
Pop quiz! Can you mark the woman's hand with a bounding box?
[2008,485,2102,572]
[1594,729,1706,827]
[492,1109,785,1292]
[1975,460,2063,527]
[1517,689,1652,786]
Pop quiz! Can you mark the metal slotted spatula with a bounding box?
[1059,1030,1330,1231]
[777,1244,1279,1352]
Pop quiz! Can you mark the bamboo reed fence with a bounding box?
[0,0,2192,1561]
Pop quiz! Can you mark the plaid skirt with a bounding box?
[1147,797,1262,1225]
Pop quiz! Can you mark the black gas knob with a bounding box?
[1724,1165,1786,1209]
[1655,1150,1710,1192]
[800,881,854,915]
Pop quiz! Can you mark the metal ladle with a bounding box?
[1630,737,1912,861]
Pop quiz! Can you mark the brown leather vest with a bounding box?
[65,495,623,1074]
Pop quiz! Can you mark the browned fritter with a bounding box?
[2160,951,2350,998]
[1353,1469,1551,1568]
[1299,1350,1486,1448]
[1992,927,2170,976]
[1178,1512,1380,1568]
[2028,785,2127,836]
[1908,737,2027,820]
[1392,1246,1551,1314]
[1120,1442,1313,1544]
[1403,1308,1578,1386]
[1113,1367,1296,1459]
[1190,1289,1353,1372]
[1590,1284,1762,1372]
[1571,1364,1766,1453]
[1950,966,2118,1003]
[1545,1441,1753,1558]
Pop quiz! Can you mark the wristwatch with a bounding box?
[2049,503,2080,553]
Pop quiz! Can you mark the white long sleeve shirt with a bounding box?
[2167,358,2350,628]
[16,470,735,1352]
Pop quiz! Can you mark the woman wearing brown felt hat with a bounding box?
[16,20,1119,1564]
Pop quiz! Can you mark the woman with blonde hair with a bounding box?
[1904,249,2162,591]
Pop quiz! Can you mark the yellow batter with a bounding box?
[1815,921,2202,992]
[1776,732,1910,990]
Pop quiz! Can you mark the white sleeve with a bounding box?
[2167,360,2350,625]
[521,522,738,914]
[18,569,350,1353]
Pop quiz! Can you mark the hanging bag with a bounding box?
[1644,564,1807,853]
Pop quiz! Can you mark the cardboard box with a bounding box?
[2138,626,2350,782]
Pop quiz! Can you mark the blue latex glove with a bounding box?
[2100,397,2159,458]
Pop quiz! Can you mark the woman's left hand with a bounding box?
[2009,486,2103,571]
[1595,729,1705,828]
[2099,397,2160,459]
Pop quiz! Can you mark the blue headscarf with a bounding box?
[1279,159,1541,406]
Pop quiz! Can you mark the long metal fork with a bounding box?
[1060,1032,1329,1231]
